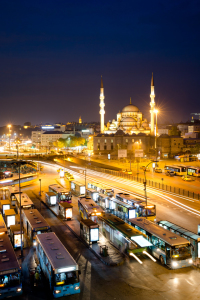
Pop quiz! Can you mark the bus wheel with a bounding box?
[160,256,165,265]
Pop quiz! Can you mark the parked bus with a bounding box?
[15,193,34,213]
[7,186,20,204]
[88,182,114,196]
[97,194,111,210]
[22,209,51,245]
[36,232,80,298]
[98,213,152,257]
[78,196,103,222]
[104,197,136,221]
[129,217,193,269]
[187,166,200,177]
[49,184,72,204]
[70,181,85,196]
[0,233,22,298]
[86,188,99,202]
[164,165,187,176]
[116,193,156,221]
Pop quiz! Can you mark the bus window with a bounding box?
[151,236,159,247]
[55,271,78,286]
[171,245,191,259]
[0,272,20,287]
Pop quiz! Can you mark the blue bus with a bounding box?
[0,233,22,299]
[36,232,81,297]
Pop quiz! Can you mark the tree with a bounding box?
[53,136,86,148]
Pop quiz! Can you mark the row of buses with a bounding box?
[164,165,200,176]
[0,185,81,298]
[78,189,193,269]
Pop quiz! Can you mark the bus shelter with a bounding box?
[59,202,73,220]
[0,200,11,215]
[10,225,24,249]
[80,219,99,244]
[4,209,16,228]
[45,192,57,206]
[158,220,200,262]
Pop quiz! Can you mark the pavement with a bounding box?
[37,178,125,266]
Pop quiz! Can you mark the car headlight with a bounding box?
[189,259,193,264]
[54,290,61,294]
[17,288,22,292]
[74,286,80,290]
[172,261,178,267]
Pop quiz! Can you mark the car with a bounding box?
[181,175,195,182]
[155,168,162,173]
[125,170,132,175]
[165,170,175,176]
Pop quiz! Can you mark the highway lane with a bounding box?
[47,160,200,233]
[21,165,200,300]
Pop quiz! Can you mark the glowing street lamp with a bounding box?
[7,125,12,153]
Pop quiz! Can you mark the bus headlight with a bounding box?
[17,288,22,292]
[33,241,37,246]
[54,290,61,294]
[189,259,193,264]
[172,261,178,267]
[74,286,80,290]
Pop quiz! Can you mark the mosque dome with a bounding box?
[121,117,135,122]
[122,104,139,113]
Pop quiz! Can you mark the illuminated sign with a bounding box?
[3,205,10,214]
[129,209,136,219]
[57,266,76,274]
[41,126,55,130]
[90,228,99,242]
[82,130,90,133]
[50,196,57,205]
[60,169,65,178]
[7,215,15,228]
[65,208,72,219]
[14,234,23,248]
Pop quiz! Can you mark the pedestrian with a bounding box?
[35,271,40,286]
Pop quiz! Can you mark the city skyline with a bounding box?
[0,1,199,126]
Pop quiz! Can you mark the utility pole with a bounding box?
[18,162,23,258]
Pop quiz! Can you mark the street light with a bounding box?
[154,109,159,147]
[7,124,12,153]
[143,160,158,218]
[39,179,42,211]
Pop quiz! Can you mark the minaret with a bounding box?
[150,73,155,135]
[99,76,105,133]
[79,116,82,124]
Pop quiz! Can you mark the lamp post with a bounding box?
[143,160,157,218]
[7,125,12,153]
[39,179,41,211]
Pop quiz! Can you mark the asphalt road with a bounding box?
[17,163,200,300]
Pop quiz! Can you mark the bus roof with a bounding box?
[86,188,99,193]
[49,184,70,194]
[99,213,146,239]
[71,181,84,187]
[78,197,103,214]
[7,185,20,195]
[0,214,7,234]
[36,232,78,274]
[0,233,20,275]
[112,198,134,209]
[129,218,190,246]
[158,220,200,242]
[15,193,34,207]
[23,209,50,230]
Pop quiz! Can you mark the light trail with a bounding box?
[39,161,200,218]
[129,253,143,264]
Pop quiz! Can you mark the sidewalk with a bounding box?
[38,183,125,266]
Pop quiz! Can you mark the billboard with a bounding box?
[135,149,143,158]
[118,149,127,158]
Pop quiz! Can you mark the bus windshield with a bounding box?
[0,272,20,288]
[55,271,78,286]
[171,244,191,259]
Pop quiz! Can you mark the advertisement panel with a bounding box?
[135,149,143,157]
[118,149,127,158]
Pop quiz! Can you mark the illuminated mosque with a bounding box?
[99,74,156,136]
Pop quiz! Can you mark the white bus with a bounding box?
[36,232,80,298]
[70,181,85,196]
[164,165,187,176]
[49,184,72,204]
[15,193,34,213]
[129,217,193,269]
[87,182,114,196]
[0,233,22,298]
[78,196,103,222]
[22,209,51,245]
[187,166,200,177]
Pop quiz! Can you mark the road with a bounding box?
[17,162,200,300]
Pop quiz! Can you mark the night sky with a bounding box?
[0,0,200,127]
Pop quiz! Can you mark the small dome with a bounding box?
[122,104,139,113]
